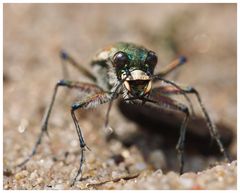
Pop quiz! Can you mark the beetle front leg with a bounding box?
[141,95,190,174]
[17,80,104,168]
[154,56,187,78]
[60,50,96,82]
[69,92,113,186]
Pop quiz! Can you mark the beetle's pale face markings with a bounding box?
[122,70,152,97]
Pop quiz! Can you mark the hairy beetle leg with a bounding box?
[60,50,96,82]
[152,76,231,162]
[17,80,104,167]
[139,94,190,174]
[154,56,187,78]
[69,91,114,186]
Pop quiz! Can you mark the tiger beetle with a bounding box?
[18,42,230,186]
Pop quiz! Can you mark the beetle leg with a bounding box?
[152,75,195,117]
[151,85,196,117]
[60,50,97,82]
[141,95,190,174]
[154,56,187,78]
[17,80,104,168]
[104,75,129,132]
[173,85,231,162]
[70,92,113,186]
[152,76,230,162]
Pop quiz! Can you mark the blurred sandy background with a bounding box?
[3,4,236,189]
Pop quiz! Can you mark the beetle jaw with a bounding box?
[122,70,152,96]
[123,80,152,96]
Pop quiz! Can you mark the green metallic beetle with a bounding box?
[18,42,230,186]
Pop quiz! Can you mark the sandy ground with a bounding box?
[3,4,237,190]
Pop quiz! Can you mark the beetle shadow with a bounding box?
[116,99,235,173]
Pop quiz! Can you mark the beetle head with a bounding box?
[112,50,157,97]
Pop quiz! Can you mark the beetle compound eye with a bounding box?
[113,51,129,68]
[145,51,158,66]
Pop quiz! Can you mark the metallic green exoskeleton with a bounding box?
[18,42,230,186]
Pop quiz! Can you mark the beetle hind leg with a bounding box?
[180,86,231,162]
[152,76,231,162]
[140,94,190,174]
